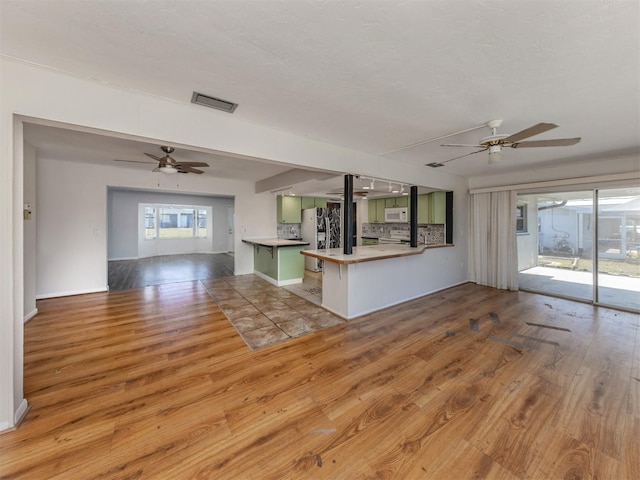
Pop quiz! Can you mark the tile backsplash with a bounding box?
[278,222,445,244]
[362,223,445,244]
[277,223,301,239]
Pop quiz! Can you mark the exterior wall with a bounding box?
[517,197,539,271]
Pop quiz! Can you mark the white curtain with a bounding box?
[469,190,518,290]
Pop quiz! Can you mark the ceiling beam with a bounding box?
[255,168,340,194]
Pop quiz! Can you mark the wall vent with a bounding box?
[191,92,238,113]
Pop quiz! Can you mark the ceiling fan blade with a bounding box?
[144,152,165,162]
[178,166,205,174]
[502,123,558,143]
[441,148,488,164]
[113,159,156,165]
[511,138,581,148]
[174,161,209,168]
[440,143,484,148]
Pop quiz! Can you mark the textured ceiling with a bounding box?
[1,0,639,183]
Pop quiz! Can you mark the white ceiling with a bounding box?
[2,0,639,189]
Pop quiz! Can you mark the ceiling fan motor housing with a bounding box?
[480,133,509,146]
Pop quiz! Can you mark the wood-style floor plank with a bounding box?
[1,280,638,479]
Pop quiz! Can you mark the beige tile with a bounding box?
[239,325,290,350]
[276,317,316,338]
[230,314,275,333]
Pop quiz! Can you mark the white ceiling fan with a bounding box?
[426,120,581,167]
[114,146,209,174]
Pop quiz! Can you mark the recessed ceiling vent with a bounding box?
[191,92,238,113]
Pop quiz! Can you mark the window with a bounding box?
[516,203,528,233]
[142,204,209,239]
[144,207,156,239]
[197,209,207,237]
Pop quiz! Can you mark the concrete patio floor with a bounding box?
[519,265,640,311]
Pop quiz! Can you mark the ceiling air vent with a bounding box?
[191,92,238,113]
[426,162,445,168]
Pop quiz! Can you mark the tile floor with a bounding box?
[201,272,342,350]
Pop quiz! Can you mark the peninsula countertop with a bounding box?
[242,238,310,247]
[301,243,453,265]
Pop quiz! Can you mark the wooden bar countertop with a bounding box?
[300,243,453,265]
[242,238,310,247]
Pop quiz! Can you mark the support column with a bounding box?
[410,185,418,247]
[343,174,354,255]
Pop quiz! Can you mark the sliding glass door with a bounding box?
[517,191,593,302]
[517,186,639,312]
[596,187,640,310]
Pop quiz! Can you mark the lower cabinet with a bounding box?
[361,237,379,246]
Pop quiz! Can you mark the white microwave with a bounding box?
[385,207,408,223]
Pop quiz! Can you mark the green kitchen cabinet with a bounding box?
[429,191,446,224]
[361,237,379,246]
[277,195,302,223]
[417,194,430,224]
[385,196,408,208]
[368,198,386,223]
[314,197,327,208]
[300,196,316,209]
[301,196,327,209]
[368,199,377,223]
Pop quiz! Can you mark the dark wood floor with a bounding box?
[1,282,638,479]
[108,253,234,290]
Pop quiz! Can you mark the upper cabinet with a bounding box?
[384,196,408,208]
[367,198,386,223]
[300,196,315,209]
[430,191,446,224]
[417,194,430,224]
[277,196,302,223]
[278,196,328,223]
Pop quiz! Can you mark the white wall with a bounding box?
[107,188,233,260]
[0,57,468,431]
[36,156,268,298]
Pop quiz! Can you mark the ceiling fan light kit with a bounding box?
[159,165,178,174]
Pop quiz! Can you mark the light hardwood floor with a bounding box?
[1,280,638,479]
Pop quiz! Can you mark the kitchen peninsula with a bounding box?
[242,238,309,286]
[301,243,453,319]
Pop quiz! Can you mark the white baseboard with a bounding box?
[24,308,38,323]
[253,271,303,287]
[14,399,29,426]
[108,256,138,261]
[36,286,109,300]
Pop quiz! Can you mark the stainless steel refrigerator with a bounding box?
[301,207,341,271]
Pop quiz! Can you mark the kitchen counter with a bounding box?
[301,243,451,265]
[243,238,309,286]
[242,238,309,247]
[301,243,454,320]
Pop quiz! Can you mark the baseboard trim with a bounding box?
[253,271,303,287]
[14,399,29,427]
[1,399,30,434]
[24,308,38,323]
[36,286,109,300]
